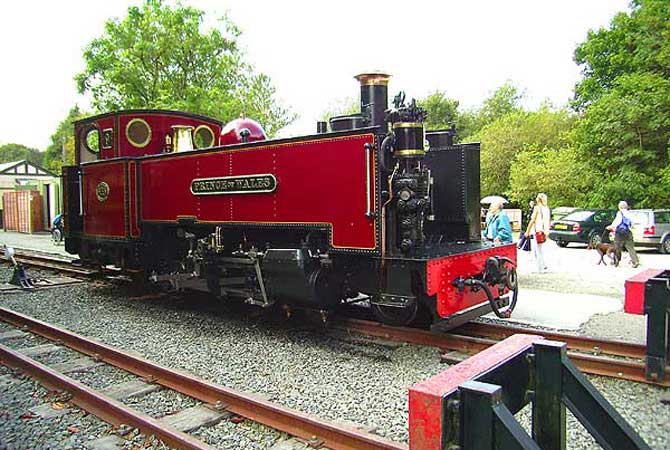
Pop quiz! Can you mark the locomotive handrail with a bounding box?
[78,170,84,217]
[365,143,373,218]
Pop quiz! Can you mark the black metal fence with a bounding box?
[446,341,651,450]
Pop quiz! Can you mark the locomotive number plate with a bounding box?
[190,174,277,196]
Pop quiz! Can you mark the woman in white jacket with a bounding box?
[525,193,550,273]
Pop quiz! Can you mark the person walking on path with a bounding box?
[525,193,550,273]
[482,200,513,245]
[607,200,640,268]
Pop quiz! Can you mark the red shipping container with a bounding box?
[624,269,664,315]
[2,191,43,233]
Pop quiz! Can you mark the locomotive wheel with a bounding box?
[371,298,418,327]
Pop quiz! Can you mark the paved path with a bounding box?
[486,288,621,330]
[0,230,70,257]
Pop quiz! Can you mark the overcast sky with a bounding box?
[0,0,630,150]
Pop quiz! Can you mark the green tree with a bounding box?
[0,143,43,166]
[43,106,88,175]
[477,81,523,127]
[573,0,670,109]
[75,0,294,136]
[418,91,459,130]
[509,146,593,208]
[417,83,522,142]
[454,81,524,142]
[572,0,670,206]
[471,106,576,198]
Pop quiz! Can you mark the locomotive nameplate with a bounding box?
[190,174,277,195]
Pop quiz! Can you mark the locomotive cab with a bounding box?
[63,110,223,257]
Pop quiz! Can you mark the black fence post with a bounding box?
[644,275,669,382]
[532,341,566,450]
[460,380,541,450]
[561,355,652,450]
[459,380,499,450]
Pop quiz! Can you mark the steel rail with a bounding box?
[337,318,492,353]
[0,307,406,450]
[13,256,96,276]
[0,343,216,450]
[455,322,646,359]
[565,351,654,384]
[1,248,96,276]
[336,318,670,387]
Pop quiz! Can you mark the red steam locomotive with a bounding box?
[62,73,518,330]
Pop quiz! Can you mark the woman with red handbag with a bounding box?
[525,193,550,273]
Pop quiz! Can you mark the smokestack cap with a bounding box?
[355,72,391,86]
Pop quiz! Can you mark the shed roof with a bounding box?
[0,160,56,177]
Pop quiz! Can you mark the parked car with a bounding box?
[551,206,579,222]
[610,209,670,254]
[548,209,617,247]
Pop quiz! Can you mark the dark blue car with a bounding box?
[548,209,617,247]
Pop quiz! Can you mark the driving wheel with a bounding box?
[371,297,418,326]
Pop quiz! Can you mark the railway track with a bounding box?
[0,248,98,276]
[0,306,406,450]
[336,318,670,387]
[2,247,664,387]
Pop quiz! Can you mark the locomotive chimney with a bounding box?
[354,72,391,129]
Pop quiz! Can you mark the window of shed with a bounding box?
[194,125,215,149]
[126,118,152,148]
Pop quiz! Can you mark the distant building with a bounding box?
[0,160,60,229]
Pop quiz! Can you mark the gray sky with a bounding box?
[0,0,630,150]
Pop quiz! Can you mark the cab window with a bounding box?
[194,125,215,149]
[79,126,100,163]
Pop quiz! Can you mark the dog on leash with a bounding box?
[587,240,620,266]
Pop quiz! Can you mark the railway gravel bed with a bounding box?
[0,376,112,450]
[1,267,669,449]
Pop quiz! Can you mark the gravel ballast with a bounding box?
[1,265,669,449]
[0,375,111,450]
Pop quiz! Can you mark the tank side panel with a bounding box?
[139,133,377,250]
[82,160,128,238]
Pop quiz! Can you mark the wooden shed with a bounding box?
[0,160,60,230]
[2,190,43,233]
